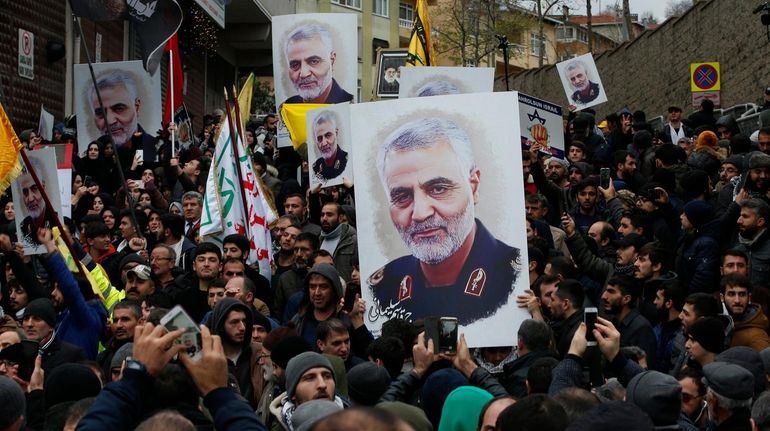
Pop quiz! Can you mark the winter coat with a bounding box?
[731,304,770,351]
[676,220,722,293]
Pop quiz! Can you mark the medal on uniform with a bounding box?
[464,268,486,296]
[398,275,413,301]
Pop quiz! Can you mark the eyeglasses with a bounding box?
[225,271,244,277]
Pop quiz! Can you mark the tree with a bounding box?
[250,80,275,115]
[665,0,693,18]
[586,0,593,52]
[433,0,530,68]
[639,10,657,26]
[621,0,632,41]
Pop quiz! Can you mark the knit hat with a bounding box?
[749,151,770,170]
[119,253,149,270]
[679,170,710,199]
[293,399,343,431]
[695,130,718,149]
[23,298,57,327]
[716,346,767,396]
[723,155,745,171]
[419,368,468,428]
[323,354,348,398]
[703,362,754,400]
[760,347,770,375]
[286,352,335,400]
[687,317,725,354]
[376,401,434,431]
[683,200,714,230]
[347,362,392,406]
[271,335,312,370]
[565,401,654,431]
[44,363,102,407]
[252,309,272,333]
[0,376,25,428]
[625,371,682,426]
[0,340,38,381]
[569,161,592,176]
[110,342,133,370]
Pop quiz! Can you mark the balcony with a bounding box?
[399,18,412,28]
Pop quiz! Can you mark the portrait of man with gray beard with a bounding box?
[311,110,349,183]
[17,158,50,249]
[367,117,521,325]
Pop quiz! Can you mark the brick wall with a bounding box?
[504,0,769,119]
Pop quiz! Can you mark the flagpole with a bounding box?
[232,84,246,152]
[68,6,144,240]
[223,89,252,247]
[170,49,176,156]
[19,148,91,290]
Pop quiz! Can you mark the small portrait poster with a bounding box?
[376,50,408,98]
[271,14,358,108]
[555,53,608,111]
[305,103,353,189]
[74,60,162,156]
[518,93,565,159]
[398,67,494,98]
[12,147,62,254]
[351,92,530,348]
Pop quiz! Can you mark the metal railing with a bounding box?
[399,18,412,28]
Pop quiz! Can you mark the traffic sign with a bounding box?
[690,62,720,92]
[18,28,34,80]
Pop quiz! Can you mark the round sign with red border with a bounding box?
[692,64,719,91]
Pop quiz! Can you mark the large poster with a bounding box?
[12,147,62,255]
[398,67,494,98]
[351,92,530,348]
[271,14,357,109]
[305,103,353,189]
[555,53,607,111]
[519,93,565,159]
[74,60,162,156]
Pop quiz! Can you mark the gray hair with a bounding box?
[90,70,138,109]
[284,24,334,59]
[314,110,338,133]
[517,319,552,352]
[182,191,203,205]
[416,80,460,97]
[152,243,177,264]
[752,391,770,430]
[740,198,770,222]
[709,388,752,412]
[376,117,476,185]
[565,60,588,75]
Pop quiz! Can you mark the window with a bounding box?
[577,30,588,43]
[374,0,389,17]
[556,27,574,41]
[530,32,545,57]
[399,3,414,28]
[332,0,361,8]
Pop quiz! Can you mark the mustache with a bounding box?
[403,217,447,237]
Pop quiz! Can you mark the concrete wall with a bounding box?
[504,0,769,120]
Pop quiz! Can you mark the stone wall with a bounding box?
[503,0,770,120]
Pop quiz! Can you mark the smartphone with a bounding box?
[599,168,610,189]
[160,305,203,362]
[438,317,459,354]
[135,149,144,163]
[133,179,145,189]
[584,307,598,346]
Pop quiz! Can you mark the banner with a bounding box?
[201,116,277,279]
[406,0,432,66]
[519,93,565,159]
[0,102,23,196]
[38,105,54,141]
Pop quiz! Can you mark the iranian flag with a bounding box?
[201,115,277,279]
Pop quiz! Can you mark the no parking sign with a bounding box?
[690,62,720,92]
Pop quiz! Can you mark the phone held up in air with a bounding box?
[160,305,203,362]
[584,307,598,346]
[424,316,459,355]
[599,167,611,189]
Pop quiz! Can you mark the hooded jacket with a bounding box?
[207,298,260,405]
[731,303,770,351]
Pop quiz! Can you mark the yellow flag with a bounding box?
[238,73,255,131]
[281,103,329,149]
[0,102,23,196]
[406,0,433,67]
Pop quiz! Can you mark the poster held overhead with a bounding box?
[519,93,565,159]
[305,104,353,189]
[398,67,494,98]
[555,53,608,111]
[351,92,530,348]
[12,147,62,255]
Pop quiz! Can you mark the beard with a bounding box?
[319,142,336,160]
[396,198,475,265]
[100,121,134,147]
[294,71,333,102]
[384,75,397,84]
[26,200,45,220]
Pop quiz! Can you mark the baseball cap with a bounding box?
[127,264,152,280]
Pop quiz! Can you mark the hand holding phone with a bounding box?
[584,307,598,346]
[160,305,203,362]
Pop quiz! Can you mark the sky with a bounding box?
[566,0,672,23]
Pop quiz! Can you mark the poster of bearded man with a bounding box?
[271,14,357,108]
[351,92,530,348]
[11,147,63,254]
[555,53,607,111]
[306,103,353,189]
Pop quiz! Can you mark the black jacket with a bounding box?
[501,349,558,397]
[551,311,582,359]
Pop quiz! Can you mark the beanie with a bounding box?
[688,317,725,354]
[118,253,149,270]
[23,298,57,327]
[293,399,343,431]
[271,335,312,370]
[0,376,25,428]
[679,170,709,200]
[696,130,718,149]
[44,363,102,407]
[723,155,745,172]
[110,342,133,370]
[683,200,714,230]
[625,371,682,426]
[347,362,392,406]
[252,309,272,334]
[749,152,770,170]
[286,352,335,400]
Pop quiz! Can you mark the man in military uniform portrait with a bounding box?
[18,158,50,249]
[311,110,348,183]
[565,60,600,105]
[367,117,521,325]
[283,24,353,105]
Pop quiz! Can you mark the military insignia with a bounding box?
[367,267,385,287]
[465,268,486,296]
[334,159,340,170]
[398,275,413,301]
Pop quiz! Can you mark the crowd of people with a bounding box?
[3,95,770,431]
